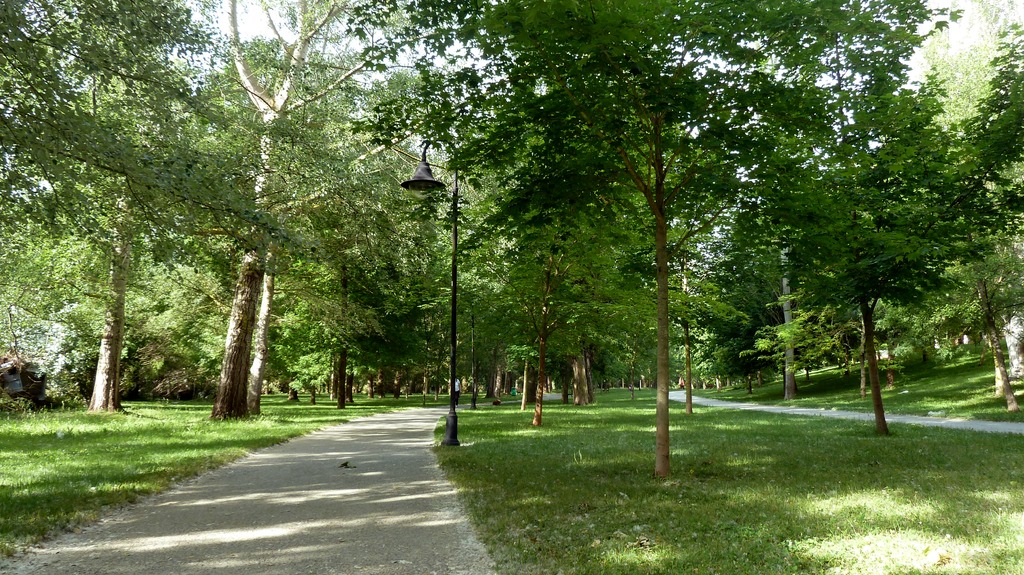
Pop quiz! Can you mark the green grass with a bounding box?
[698,351,1024,422]
[0,394,440,556]
[438,390,1024,575]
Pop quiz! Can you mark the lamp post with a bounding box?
[401,143,459,446]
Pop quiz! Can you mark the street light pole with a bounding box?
[442,171,460,445]
[401,144,459,446]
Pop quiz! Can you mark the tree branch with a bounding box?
[290,60,368,111]
[229,0,275,112]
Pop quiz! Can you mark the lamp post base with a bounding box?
[440,412,460,446]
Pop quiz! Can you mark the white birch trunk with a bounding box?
[247,266,274,414]
[1003,313,1024,381]
[89,234,131,412]
[782,274,797,400]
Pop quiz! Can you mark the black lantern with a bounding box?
[401,143,445,191]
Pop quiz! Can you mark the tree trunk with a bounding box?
[653,207,671,477]
[572,354,586,406]
[1003,312,1024,381]
[89,235,131,413]
[859,342,867,399]
[562,359,571,405]
[247,266,274,415]
[683,319,693,414]
[782,274,797,401]
[521,362,536,408]
[471,314,478,409]
[330,354,337,400]
[532,337,547,426]
[422,368,429,402]
[336,265,349,409]
[860,299,889,435]
[346,370,354,403]
[212,250,263,419]
[335,348,347,409]
[494,365,504,400]
[979,280,1019,411]
[584,345,595,404]
[486,348,498,399]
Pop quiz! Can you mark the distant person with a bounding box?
[453,377,461,407]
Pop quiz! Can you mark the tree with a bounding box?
[213,0,395,418]
[2,0,252,412]
[959,29,1024,409]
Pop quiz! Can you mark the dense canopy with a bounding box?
[2,0,1024,475]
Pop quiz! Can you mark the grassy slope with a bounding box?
[698,349,1024,422]
[439,384,1024,575]
[0,394,440,556]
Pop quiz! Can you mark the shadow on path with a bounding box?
[2,408,495,575]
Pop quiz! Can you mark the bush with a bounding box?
[0,394,34,413]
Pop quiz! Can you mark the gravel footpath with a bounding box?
[671,391,1024,435]
[1,407,496,575]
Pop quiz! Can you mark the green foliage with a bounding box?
[755,303,861,374]
[0,230,102,371]
[120,262,231,399]
[0,0,252,241]
[964,26,1024,186]
[286,352,331,394]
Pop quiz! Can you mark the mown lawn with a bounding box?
[438,389,1024,575]
[0,394,437,556]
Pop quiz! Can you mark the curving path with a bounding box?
[670,391,1024,435]
[1,408,496,575]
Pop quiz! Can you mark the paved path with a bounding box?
[670,391,1024,435]
[1,408,496,575]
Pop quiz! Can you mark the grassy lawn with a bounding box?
[695,351,1024,422]
[0,393,438,556]
[438,389,1024,575]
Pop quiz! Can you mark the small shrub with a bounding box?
[0,394,34,413]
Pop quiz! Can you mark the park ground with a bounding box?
[3,353,1024,574]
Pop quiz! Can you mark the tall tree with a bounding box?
[214,0,391,418]
[958,28,1024,409]
[1,0,239,411]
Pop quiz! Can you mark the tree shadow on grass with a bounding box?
[442,397,1024,575]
